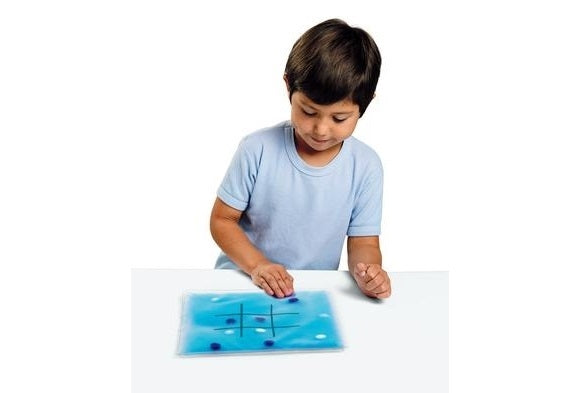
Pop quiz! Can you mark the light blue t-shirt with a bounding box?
[215,120,383,270]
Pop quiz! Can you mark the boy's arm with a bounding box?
[347,236,391,298]
[210,197,294,297]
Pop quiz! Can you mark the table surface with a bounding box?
[132,269,448,392]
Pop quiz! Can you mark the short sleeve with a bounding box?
[347,158,383,236]
[217,137,261,212]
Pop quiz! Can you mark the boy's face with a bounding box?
[290,91,360,156]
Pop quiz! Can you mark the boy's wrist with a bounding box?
[244,257,271,276]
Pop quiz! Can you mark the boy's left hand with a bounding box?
[353,263,391,299]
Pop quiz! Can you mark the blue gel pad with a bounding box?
[177,291,343,355]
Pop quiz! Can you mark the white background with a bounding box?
[1,0,579,392]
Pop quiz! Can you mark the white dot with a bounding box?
[210,297,220,302]
[315,334,327,340]
[318,313,330,318]
[255,328,266,333]
[224,329,235,335]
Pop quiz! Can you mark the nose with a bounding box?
[312,118,330,138]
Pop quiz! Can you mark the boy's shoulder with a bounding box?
[240,121,290,150]
[241,120,290,145]
[348,135,383,167]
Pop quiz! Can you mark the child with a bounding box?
[210,18,391,299]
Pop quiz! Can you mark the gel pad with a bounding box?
[177,290,343,355]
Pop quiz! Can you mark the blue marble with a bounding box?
[264,339,275,347]
[177,290,343,355]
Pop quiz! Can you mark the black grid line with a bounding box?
[213,303,300,338]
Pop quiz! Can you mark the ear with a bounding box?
[283,74,293,103]
[283,74,290,93]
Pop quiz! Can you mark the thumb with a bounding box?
[355,263,368,277]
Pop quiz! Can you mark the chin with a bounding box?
[306,142,329,151]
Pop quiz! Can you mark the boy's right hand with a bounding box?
[250,263,294,298]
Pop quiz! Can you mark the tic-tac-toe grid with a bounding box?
[177,290,343,355]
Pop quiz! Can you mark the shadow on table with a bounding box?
[336,276,385,304]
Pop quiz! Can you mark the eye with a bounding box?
[302,109,316,117]
[333,117,347,123]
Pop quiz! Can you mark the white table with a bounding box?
[132,269,448,392]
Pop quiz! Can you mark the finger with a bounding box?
[273,272,292,296]
[273,267,294,296]
[283,275,294,296]
[369,275,391,298]
[362,289,380,299]
[258,277,275,296]
[355,263,368,278]
[361,273,380,291]
[273,270,293,296]
[374,286,391,298]
[365,277,384,293]
[365,271,389,292]
[263,274,286,298]
[364,264,381,280]
[277,275,294,297]
[369,281,390,296]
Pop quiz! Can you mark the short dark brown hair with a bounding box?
[284,19,381,117]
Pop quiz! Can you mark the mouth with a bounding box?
[311,137,329,144]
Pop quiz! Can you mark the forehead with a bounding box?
[294,91,358,113]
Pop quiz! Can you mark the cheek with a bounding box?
[345,118,359,133]
[291,113,312,131]
[337,122,357,139]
